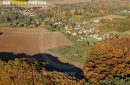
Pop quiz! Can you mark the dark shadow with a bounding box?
[0,52,84,79]
[0,32,3,35]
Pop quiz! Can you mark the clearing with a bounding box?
[98,14,127,20]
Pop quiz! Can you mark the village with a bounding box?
[44,14,121,42]
[0,4,127,41]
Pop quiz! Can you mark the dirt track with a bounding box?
[0,28,83,69]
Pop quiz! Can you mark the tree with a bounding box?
[0,16,4,23]
[26,17,31,26]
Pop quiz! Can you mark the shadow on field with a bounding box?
[0,32,3,35]
[0,52,84,79]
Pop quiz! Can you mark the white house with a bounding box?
[74,28,80,30]
[65,31,71,34]
[96,37,103,40]
[90,34,99,38]
[92,19,100,23]
[72,33,77,35]
[78,30,82,34]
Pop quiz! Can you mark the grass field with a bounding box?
[116,12,130,16]
[73,38,100,47]
[108,30,130,36]
[49,37,101,63]
[49,45,87,63]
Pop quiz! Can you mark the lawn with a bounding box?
[49,45,87,63]
[73,38,100,47]
[107,30,130,36]
[49,38,101,63]
[59,28,66,33]
[116,12,130,17]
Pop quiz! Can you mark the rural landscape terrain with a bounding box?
[0,0,130,85]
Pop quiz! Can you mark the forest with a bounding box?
[99,18,130,32]
[84,36,130,85]
[0,58,85,85]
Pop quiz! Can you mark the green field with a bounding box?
[116,12,130,16]
[73,38,100,47]
[107,30,130,36]
[49,38,101,63]
[49,45,87,63]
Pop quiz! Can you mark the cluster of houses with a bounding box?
[18,8,35,16]
[121,10,130,13]
[64,19,114,41]
[44,14,117,41]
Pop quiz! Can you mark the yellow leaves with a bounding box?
[89,78,97,83]
[84,67,90,73]
[111,57,117,61]
[72,15,82,19]
[125,69,130,75]
[11,82,15,85]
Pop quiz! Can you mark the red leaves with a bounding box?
[84,37,130,83]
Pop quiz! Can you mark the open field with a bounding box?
[0,28,83,69]
[50,45,87,63]
[107,30,130,36]
[0,28,73,54]
[98,14,127,19]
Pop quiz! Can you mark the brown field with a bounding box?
[0,27,73,54]
[108,30,130,36]
[98,14,127,20]
[0,28,83,69]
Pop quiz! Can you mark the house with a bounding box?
[92,19,100,23]
[72,33,77,35]
[96,37,103,40]
[78,30,82,34]
[78,24,80,27]
[82,20,88,24]
[45,18,50,22]
[90,34,99,38]
[1,12,4,14]
[65,31,71,34]
[74,27,80,31]
[64,26,71,31]
[54,22,58,25]
[122,10,128,12]
[83,30,87,33]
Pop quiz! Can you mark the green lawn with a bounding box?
[59,28,66,33]
[49,37,101,63]
[49,45,87,63]
[116,12,130,17]
[107,30,130,36]
[73,38,100,47]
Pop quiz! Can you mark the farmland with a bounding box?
[0,28,85,69]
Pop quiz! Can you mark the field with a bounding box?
[0,28,84,69]
[98,14,127,19]
[107,30,130,36]
[49,38,100,63]
[50,45,87,63]
[73,38,100,47]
